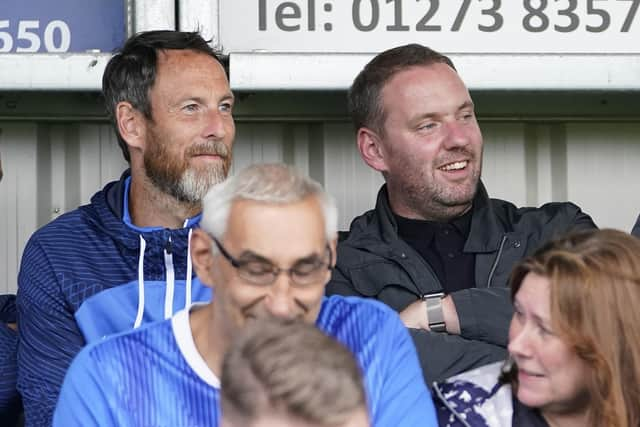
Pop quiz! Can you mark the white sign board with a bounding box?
[220,0,640,53]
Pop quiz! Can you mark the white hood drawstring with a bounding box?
[163,239,176,320]
[185,228,193,310]
[134,222,194,329]
[133,235,147,329]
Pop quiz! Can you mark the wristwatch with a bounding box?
[422,292,446,333]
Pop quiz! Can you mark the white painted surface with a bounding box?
[0,54,110,91]
[179,0,220,44]
[133,0,175,32]
[565,123,640,229]
[229,53,640,91]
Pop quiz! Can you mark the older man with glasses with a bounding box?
[53,163,437,427]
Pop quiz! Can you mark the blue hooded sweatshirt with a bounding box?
[16,170,211,427]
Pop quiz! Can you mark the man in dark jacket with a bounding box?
[17,30,235,426]
[326,44,596,384]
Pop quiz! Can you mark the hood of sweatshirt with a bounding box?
[72,169,211,342]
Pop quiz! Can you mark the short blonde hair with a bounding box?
[221,318,366,426]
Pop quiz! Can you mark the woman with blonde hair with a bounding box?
[434,229,640,427]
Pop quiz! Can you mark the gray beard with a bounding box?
[174,165,227,204]
[145,162,227,205]
[143,138,231,205]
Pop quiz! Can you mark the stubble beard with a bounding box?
[398,156,482,221]
[144,138,231,205]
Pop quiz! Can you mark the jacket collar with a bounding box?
[465,182,506,253]
[374,181,506,254]
[84,168,201,251]
[104,168,131,221]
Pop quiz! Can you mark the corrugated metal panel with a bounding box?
[1,119,639,293]
[0,122,129,294]
[322,122,384,229]
[566,123,640,229]
[1,124,38,296]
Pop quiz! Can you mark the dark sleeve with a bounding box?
[17,239,85,427]
[450,287,512,346]
[326,267,360,297]
[409,328,507,384]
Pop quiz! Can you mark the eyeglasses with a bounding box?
[211,236,333,287]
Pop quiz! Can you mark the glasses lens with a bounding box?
[237,261,277,286]
[290,260,328,286]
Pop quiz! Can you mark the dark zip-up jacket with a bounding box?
[327,183,596,383]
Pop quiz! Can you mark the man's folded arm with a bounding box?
[448,287,512,347]
[409,328,507,384]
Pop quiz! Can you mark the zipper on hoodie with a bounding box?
[165,233,173,255]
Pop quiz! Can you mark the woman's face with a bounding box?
[508,273,590,414]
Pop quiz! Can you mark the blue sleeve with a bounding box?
[53,347,117,427]
[0,323,21,424]
[372,307,438,427]
[17,238,85,427]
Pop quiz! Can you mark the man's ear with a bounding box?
[190,229,218,288]
[356,127,388,173]
[116,101,146,152]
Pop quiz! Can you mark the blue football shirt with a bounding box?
[54,295,437,427]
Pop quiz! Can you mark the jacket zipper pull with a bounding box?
[165,236,173,255]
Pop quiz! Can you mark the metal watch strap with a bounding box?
[423,292,446,333]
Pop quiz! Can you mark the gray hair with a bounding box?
[200,164,338,245]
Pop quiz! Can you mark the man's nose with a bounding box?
[202,109,228,140]
[264,273,296,319]
[442,120,470,149]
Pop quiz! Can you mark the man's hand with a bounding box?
[399,296,461,334]
[441,296,460,334]
[399,299,429,330]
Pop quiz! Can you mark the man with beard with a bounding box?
[16,30,235,427]
[52,164,436,427]
[326,44,596,384]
